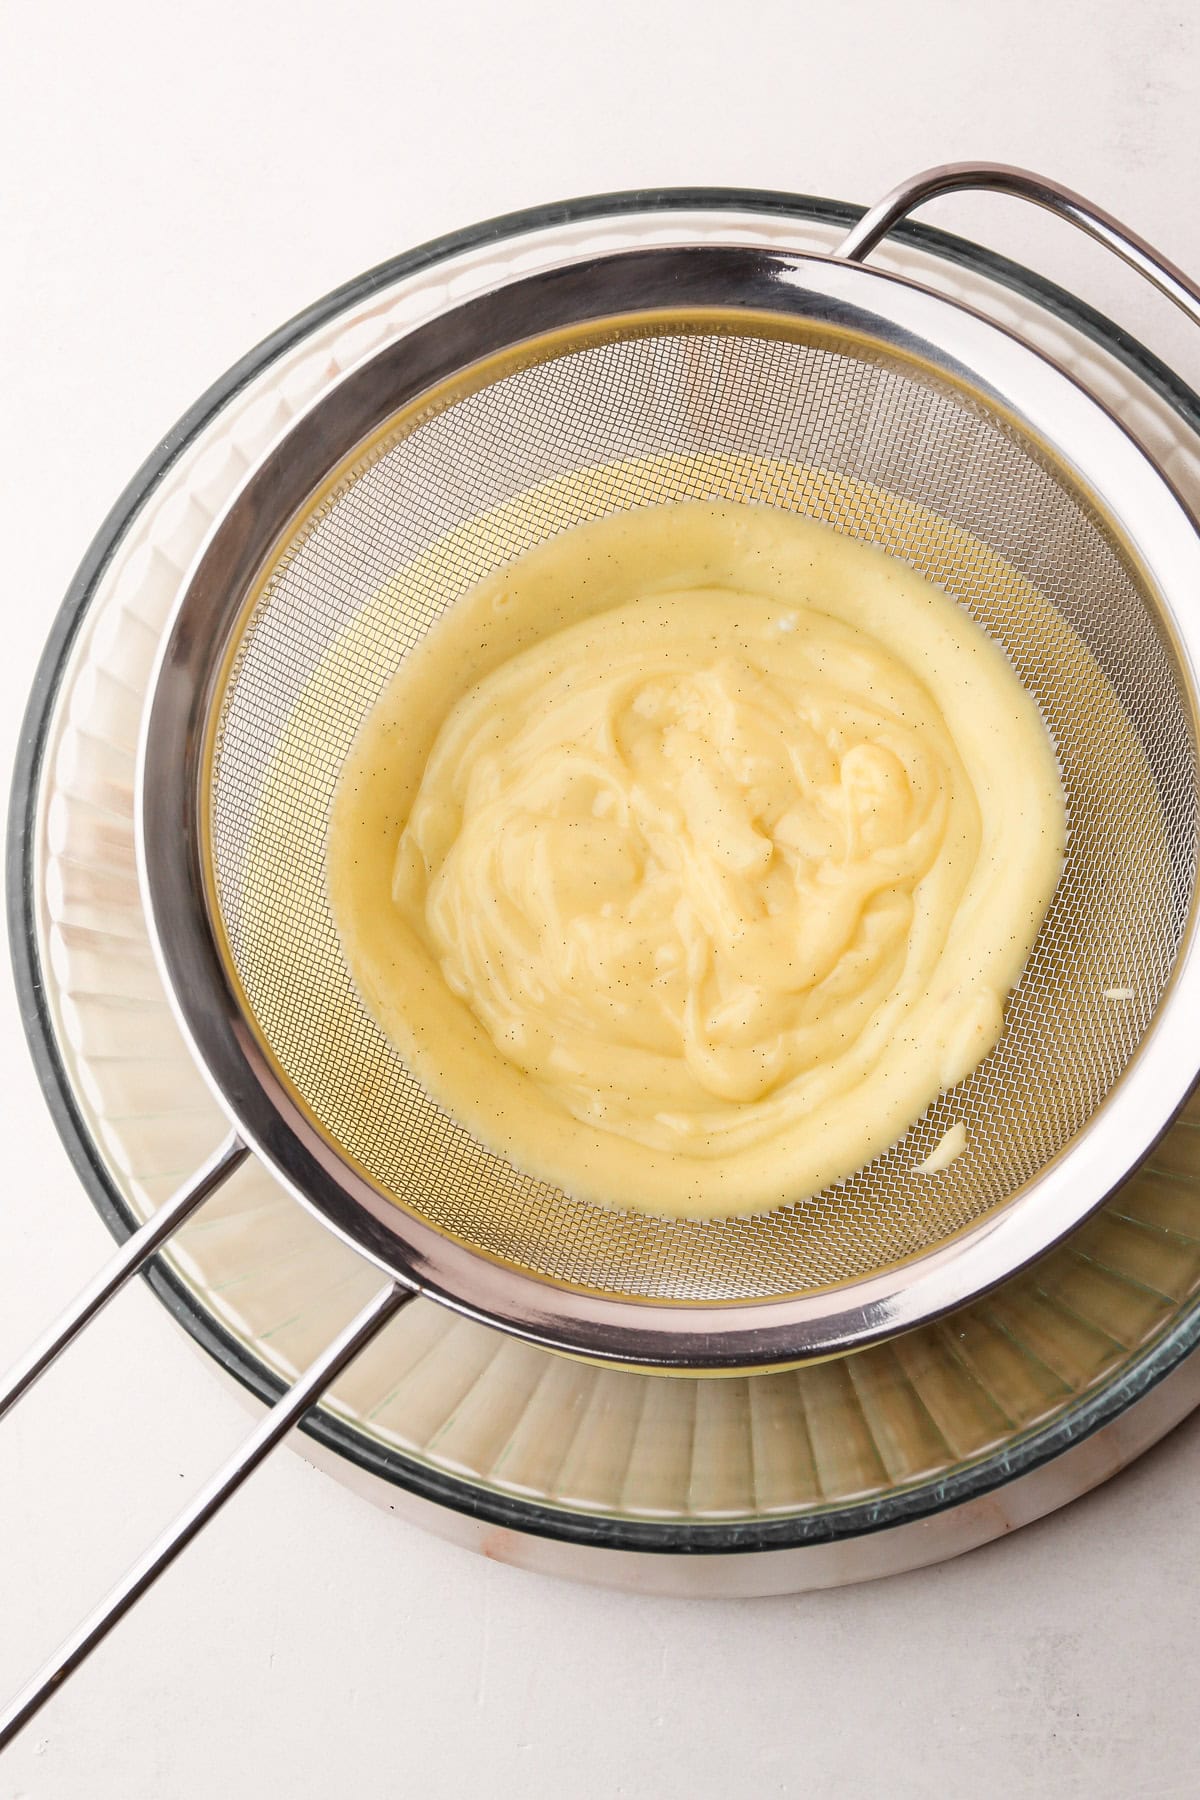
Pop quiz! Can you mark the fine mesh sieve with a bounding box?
[7,165,1200,1746]
[132,210,1200,1372]
[210,322,1190,1301]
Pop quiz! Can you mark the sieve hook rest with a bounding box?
[836,161,1200,331]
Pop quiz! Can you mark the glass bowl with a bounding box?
[12,189,1200,1592]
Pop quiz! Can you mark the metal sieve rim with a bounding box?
[137,243,1200,1368]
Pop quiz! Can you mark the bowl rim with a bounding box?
[11,183,1200,1553]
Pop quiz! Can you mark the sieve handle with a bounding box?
[0,1278,416,1749]
[836,162,1200,329]
[0,1131,249,1421]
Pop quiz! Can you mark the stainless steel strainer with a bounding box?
[5,163,1200,1742]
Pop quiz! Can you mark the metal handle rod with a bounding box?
[0,1278,416,1750]
[0,1132,249,1422]
[836,161,1200,330]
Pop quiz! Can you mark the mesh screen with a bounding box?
[208,322,1197,1300]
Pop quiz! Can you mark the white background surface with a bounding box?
[3,2,1200,1795]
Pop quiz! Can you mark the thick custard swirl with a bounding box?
[329,502,1065,1218]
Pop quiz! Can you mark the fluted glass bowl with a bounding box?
[12,189,1200,1589]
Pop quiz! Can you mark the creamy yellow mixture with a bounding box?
[916,1122,969,1174]
[328,502,1065,1219]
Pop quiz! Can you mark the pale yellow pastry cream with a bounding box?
[915,1122,969,1174]
[327,501,1065,1219]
